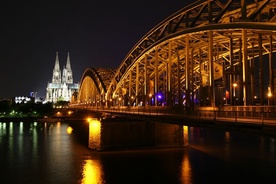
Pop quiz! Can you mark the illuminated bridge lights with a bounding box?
[76,0,276,109]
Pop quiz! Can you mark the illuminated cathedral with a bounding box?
[45,52,79,103]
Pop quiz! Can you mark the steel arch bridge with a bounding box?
[75,0,276,109]
[76,68,116,106]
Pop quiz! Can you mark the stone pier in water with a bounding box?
[87,118,188,151]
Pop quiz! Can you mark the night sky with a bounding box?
[0,0,192,99]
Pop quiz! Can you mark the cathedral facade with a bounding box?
[45,52,79,103]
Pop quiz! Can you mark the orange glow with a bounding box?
[87,117,92,123]
[86,117,98,123]
[66,126,73,134]
[88,119,101,150]
[181,153,192,183]
[225,131,230,141]
[183,125,189,146]
[80,159,103,184]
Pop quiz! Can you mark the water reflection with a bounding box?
[19,122,23,134]
[224,131,231,160]
[8,122,14,159]
[18,122,23,158]
[180,153,192,184]
[81,159,104,184]
[67,126,73,134]
[1,121,276,183]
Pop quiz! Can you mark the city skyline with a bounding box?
[0,0,189,98]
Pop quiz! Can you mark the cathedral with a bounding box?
[45,52,79,103]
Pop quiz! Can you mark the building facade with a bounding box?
[45,52,79,103]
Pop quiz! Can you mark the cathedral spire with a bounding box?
[54,52,61,71]
[66,52,72,71]
[52,51,61,83]
[63,52,73,84]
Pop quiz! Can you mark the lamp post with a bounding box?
[149,94,152,106]
[268,86,272,106]
[233,82,237,105]
[254,96,257,105]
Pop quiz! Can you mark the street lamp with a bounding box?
[233,82,237,105]
[223,97,227,105]
[118,97,122,107]
[268,86,272,106]
[149,94,152,106]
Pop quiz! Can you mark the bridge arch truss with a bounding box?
[78,0,276,108]
[77,68,116,106]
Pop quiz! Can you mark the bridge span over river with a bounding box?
[63,104,276,140]
[72,0,276,110]
[63,1,276,147]
[57,104,276,150]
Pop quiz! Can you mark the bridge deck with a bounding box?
[71,106,276,136]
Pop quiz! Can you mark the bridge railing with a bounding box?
[72,105,276,126]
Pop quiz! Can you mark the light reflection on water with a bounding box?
[180,153,192,184]
[81,159,104,184]
[0,121,276,183]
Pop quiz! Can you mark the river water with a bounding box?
[0,120,276,184]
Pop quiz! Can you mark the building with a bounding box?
[45,52,79,103]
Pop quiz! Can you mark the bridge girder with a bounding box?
[77,68,115,105]
[79,0,276,107]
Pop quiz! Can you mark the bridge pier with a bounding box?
[87,118,188,151]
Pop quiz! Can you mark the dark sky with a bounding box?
[0,0,192,99]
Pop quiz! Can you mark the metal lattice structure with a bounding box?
[77,0,276,108]
[77,68,116,105]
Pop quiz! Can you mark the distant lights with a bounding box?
[14,96,31,104]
